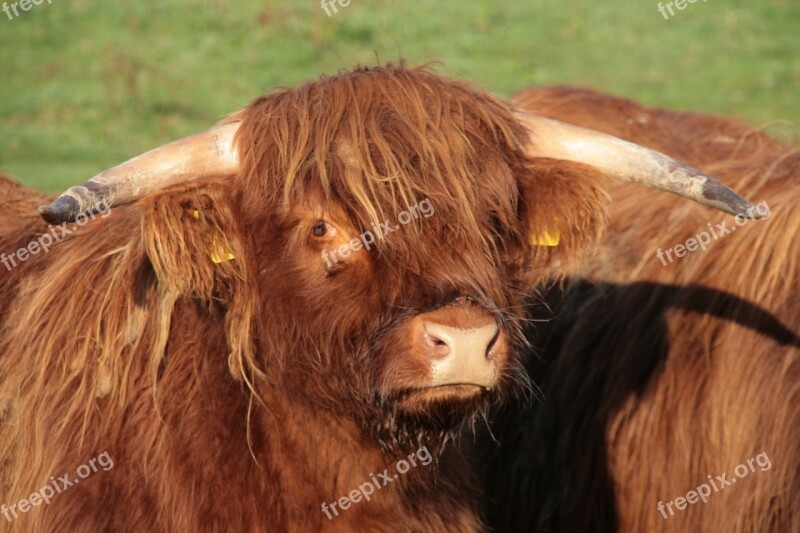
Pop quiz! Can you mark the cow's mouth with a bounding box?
[395,383,491,411]
[416,383,488,394]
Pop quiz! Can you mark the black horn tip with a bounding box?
[702,179,766,219]
[37,196,81,225]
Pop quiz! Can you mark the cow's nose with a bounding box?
[412,306,504,389]
[422,322,499,361]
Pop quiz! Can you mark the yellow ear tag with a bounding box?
[530,228,561,247]
[192,209,236,263]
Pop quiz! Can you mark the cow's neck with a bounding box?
[257,386,481,531]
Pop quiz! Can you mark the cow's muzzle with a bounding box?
[410,303,507,390]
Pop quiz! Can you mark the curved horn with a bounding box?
[515,111,764,218]
[38,122,241,224]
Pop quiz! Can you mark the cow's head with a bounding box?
[39,64,759,451]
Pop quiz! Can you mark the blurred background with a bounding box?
[0,0,797,192]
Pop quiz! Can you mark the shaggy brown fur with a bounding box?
[481,87,800,532]
[0,65,611,531]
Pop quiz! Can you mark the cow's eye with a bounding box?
[311,220,334,238]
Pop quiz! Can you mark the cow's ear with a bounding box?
[138,182,260,380]
[140,183,249,296]
[519,158,609,279]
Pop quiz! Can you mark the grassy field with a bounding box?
[0,0,797,192]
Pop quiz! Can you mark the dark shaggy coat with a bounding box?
[482,87,800,532]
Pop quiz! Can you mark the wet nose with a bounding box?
[412,304,504,388]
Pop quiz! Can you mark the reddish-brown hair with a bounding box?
[483,86,800,532]
[0,65,610,531]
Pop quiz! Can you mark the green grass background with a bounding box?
[0,0,797,192]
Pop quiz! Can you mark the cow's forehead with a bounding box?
[236,65,526,256]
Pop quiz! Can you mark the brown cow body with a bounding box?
[0,64,778,532]
[0,65,611,532]
[481,88,800,532]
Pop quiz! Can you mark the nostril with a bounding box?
[485,327,500,359]
[423,331,451,357]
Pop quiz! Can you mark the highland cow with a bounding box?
[481,87,800,532]
[0,64,759,531]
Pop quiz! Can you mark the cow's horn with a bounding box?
[38,122,241,224]
[515,111,764,218]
